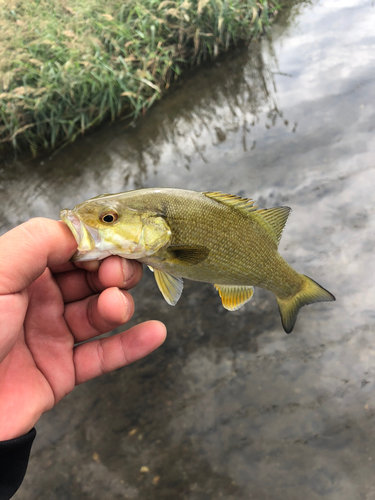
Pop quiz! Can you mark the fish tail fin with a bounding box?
[276,275,335,334]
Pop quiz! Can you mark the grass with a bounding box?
[0,0,280,156]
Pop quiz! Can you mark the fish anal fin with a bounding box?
[204,192,258,214]
[167,245,209,265]
[154,269,183,306]
[255,206,291,246]
[214,284,254,311]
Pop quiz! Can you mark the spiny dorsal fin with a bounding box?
[166,245,209,266]
[89,193,110,200]
[203,191,258,214]
[254,206,291,246]
[154,269,183,306]
[214,284,254,311]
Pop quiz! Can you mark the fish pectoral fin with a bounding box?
[166,245,209,266]
[255,206,291,246]
[154,269,183,306]
[214,285,254,311]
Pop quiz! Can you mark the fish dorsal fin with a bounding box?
[166,245,209,266]
[89,193,110,200]
[254,206,291,246]
[203,191,258,214]
[204,191,290,246]
[154,269,183,306]
[214,285,254,311]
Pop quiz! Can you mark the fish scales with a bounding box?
[147,191,295,292]
[60,188,335,333]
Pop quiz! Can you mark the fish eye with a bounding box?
[100,212,118,223]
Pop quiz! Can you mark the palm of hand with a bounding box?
[0,222,165,441]
[1,268,79,434]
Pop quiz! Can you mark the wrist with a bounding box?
[0,427,36,442]
[0,402,41,441]
[0,424,35,441]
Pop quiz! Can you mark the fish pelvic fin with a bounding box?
[276,276,335,334]
[154,269,183,306]
[214,285,254,311]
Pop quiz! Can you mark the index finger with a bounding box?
[0,218,77,295]
[54,257,143,304]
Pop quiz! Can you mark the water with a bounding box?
[2,0,375,498]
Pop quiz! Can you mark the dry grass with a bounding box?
[0,0,280,155]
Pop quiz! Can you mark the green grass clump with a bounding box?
[0,0,280,155]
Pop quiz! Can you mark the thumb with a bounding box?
[0,218,77,295]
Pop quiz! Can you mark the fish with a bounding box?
[60,188,335,333]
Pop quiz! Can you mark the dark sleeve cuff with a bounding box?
[0,428,36,500]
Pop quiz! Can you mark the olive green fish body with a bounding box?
[128,190,302,297]
[144,198,296,290]
[60,188,335,333]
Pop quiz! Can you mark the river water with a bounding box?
[3,0,375,498]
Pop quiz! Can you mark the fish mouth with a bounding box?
[60,209,99,259]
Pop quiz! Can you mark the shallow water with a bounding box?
[3,0,375,498]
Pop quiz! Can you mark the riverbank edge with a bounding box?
[0,0,280,157]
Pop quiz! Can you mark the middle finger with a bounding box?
[55,256,143,303]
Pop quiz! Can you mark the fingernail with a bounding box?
[119,288,130,313]
[122,259,135,285]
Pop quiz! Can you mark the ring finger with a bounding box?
[64,287,135,343]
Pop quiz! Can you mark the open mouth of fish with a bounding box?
[60,209,104,260]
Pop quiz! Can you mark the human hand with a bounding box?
[0,218,166,441]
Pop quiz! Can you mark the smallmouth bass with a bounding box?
[60,188,335,333]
